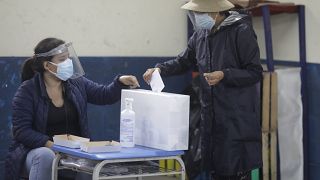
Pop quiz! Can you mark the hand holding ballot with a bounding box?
[143,68,165,92]
[143,68,161,84]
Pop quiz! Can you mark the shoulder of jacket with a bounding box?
[68,76,87,85]
[232,20,253,33]
[67,76,88,91]
[18,78,36,93]
[13,78,38,106]
[193,29,208,37]
[189,29,207,44]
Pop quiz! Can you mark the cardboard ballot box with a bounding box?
[121,89,190,151]
[53,134,90,148]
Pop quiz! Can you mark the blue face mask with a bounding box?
[194,13,216,30]
[49,58,74,81]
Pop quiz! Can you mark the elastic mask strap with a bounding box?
[48,62,58,76]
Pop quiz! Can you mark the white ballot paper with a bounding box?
[150,69,165,92]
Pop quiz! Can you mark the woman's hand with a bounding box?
[143,68,161,84]
[203,71,224,86]
[45,140,54,148]
[119,75,140,89]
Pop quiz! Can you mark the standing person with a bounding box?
[143,0,263,179]
[5,37,140,180]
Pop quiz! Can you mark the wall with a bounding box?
[0,0,187,56]
[1,1,319,67]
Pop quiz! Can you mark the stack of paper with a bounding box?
[80,141,121,153]
[53,134,90,148]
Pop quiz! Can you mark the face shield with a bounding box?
[35,42,85,80]
[188,11,216,31]
[187,11,197,30]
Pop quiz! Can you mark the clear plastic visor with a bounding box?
[188,11,197,30]
[35,42,84,79]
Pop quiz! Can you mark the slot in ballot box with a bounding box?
[121,89,190,151]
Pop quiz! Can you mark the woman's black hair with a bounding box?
[21,38,65,82]
[219,10,231,17]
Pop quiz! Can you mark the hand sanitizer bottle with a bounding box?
[120,98,135,147]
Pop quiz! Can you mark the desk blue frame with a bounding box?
[52,145,186,180]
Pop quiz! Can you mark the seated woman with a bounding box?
[5,37,140,180]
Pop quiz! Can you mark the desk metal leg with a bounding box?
[172,156,186,180]
[92,162,101,180]
[52,153,61,180]
[80,156,186,180]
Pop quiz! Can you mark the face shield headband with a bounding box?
[35,42,72,57]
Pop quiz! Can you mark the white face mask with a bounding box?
[49,58,74,81]
[194,13,216,30]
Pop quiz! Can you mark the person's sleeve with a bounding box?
[83,75,128,105]
[155,32,198,77]
[222,24,263,87]
[12,85,50,148]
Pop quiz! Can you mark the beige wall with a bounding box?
[0,0,187,57]
[0,0,318,63]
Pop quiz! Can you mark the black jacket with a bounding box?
[156,12,263,176]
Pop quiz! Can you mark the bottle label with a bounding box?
[120,119,134,143]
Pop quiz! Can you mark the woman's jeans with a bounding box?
[24,147,91,180]
[24,147,55,180]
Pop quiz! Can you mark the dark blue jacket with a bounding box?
[156,14,263,176]
[5,73,127,180]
